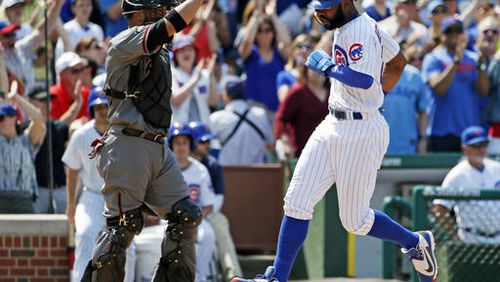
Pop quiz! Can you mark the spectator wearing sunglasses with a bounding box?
[75,37,106,68]
[422,16,489,152]
[276,34,313,102]
[0,82,46,214]
[238,0,291,114]
[49,52,90,124]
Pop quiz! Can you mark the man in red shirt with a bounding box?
[50,51,90,124]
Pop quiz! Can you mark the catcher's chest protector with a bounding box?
[128,49,173,129]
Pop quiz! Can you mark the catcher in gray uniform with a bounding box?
[81,0,204,281]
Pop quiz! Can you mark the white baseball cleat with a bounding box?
[401,230,438,282]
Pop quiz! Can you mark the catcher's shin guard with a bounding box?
[81,208,144,282]
[152,197,202,282]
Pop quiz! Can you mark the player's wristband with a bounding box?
[165,9,187,32]
[325,65,374,90]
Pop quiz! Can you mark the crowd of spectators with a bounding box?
[0,0,499,279]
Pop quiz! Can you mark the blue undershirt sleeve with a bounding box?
[325,65,374,90]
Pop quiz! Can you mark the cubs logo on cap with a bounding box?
[307,0,342,10]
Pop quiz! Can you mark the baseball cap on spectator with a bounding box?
[0,103,17,118]
[27,87,55,100]
[225,80,246,100]
[441,16,464,33]
[172,35,195,52]
[56,52,83,74]
[1,0,25,9]
[427,0,447,14]
[461,126,489,146]
[0,21,20,36]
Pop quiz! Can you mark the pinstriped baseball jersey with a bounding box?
[330,13,399,113]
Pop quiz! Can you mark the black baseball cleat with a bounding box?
[231,266,279,282]
[401,230,438,282]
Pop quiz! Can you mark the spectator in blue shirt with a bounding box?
[238,1,291,113]
[364,0,391,22]
[99,0,127,37]
[382,59,431,154]
[422,16,489,152]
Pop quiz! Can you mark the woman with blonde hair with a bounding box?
[276,33,316,102]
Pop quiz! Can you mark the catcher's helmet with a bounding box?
[188,121,214,143]
[168,122,195,150]
[88,86,108,118]
[122,0,162,15]
[307,0,342,9]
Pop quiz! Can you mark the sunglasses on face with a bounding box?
[296,43,312,50]
[2,33,16,38]
[70,67,86,75]
[410,56,424,63]
[432,7,447,14]
[258,28,273,34]
[483,29,499,35]
[445,26,464,34]
[469,142,489,149]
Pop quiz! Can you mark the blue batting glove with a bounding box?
[305,50,334,76]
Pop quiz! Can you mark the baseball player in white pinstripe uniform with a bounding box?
[233,1,438,282]
[63,88,135,282]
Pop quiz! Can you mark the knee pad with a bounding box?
[81,208,144,282]
[107,207,144,234]
[151,197,202,282]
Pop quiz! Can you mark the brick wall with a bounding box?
[0,215,69,282]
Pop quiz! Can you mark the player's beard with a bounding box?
[321,7,347,30]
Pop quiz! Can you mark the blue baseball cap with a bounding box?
[461,126,489,146]
[88,86,108,118]
[427,0,446,14]
[307,0,341,10]
[441,16,464,33]
[188,121,214,142]
[0,103,17,118]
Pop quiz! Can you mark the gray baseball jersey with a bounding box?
[105,24,173,134]
[96,25,188,218]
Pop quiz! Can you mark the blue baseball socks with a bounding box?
[272,216,310,281]
[368,209,419,250]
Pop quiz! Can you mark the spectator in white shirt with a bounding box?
[209,80,274,166]
[171,35,219,125]
[55,0,104,61]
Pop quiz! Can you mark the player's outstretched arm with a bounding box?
[145,0,203,52]
[381,51,407,94]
